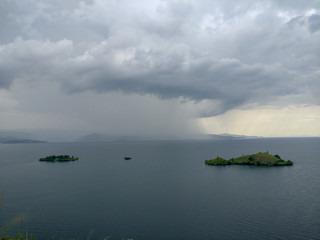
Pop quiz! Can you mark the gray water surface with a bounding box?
[0,138,319,240]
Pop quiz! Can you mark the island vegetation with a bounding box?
[205,152,293,166]
[39,155,79,162]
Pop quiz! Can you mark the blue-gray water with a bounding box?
[0,138,319,240]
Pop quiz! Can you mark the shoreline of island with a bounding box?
[205,152,293,166]
[39,155,79,162]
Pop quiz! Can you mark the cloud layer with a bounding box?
[0,0,319,137]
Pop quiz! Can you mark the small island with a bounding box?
[39,155,79,162]
[124,157,132,160]
[205,152,293,166]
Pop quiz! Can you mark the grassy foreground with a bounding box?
[0,235,133,240]
[205,152,293,166]
[1,233,36,240]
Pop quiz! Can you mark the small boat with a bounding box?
[124,157,132,160]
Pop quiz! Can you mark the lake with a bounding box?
[0,138,319,240]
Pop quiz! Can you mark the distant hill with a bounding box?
[207,133,263,140]
[0,136,47,144]
[78,133,147,142]
[0,130,262,143]
[0,131,47,144]
[77,133,203,142]
[78,133,263,142]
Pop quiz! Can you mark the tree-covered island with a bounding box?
[39,155,79,162]
[205,152,293,166]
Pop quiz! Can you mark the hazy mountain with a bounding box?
[207,133,263,140]
[77,133,176,142]
[0,129,263,143]
[0,130,47,143]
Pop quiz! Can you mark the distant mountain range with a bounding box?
[77,133,263,142]
[207,133,263,140]
[77,133,167,142]
[0,130,47,144]
[0,129,262,143]
[0,136,47,144]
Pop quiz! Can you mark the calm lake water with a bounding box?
[0,138,319,240]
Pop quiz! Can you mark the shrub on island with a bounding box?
[205,152,293,166]
[205,157,229,166]
[39,155,79,162]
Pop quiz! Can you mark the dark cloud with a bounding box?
[1,37,317,116]
[0,69,14,88]
[0,0,319,118]
[309,14,320,33]
[287,16,305,27]
[287,13,320,34]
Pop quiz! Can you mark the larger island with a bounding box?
[39,155,79,162]
[205,152,293,166]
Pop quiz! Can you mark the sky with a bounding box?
[0,0,319,140]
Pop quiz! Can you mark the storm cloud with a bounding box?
[0,0,319,138]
